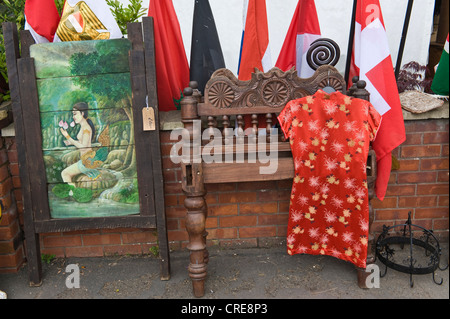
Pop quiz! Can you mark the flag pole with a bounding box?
[395,0,414,80]
[344,0,358,84]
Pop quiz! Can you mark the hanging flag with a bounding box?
[54,0,122,42]
[190,0,226,94]
[348,0,406,201]
[24,0,61,43]
[431,33,449,96]
[238,0,272,81]
[275,0,321,78]
[148,0,190,111]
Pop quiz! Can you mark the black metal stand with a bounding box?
[375,212,448,287]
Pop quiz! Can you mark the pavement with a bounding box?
[1,244,448,301]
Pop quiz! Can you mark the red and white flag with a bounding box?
[24,0,61,43]
[148,0,190,111]
[238,0,272,81]
[275,0,321,78]
[348,0,406,201]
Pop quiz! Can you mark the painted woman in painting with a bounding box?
[59,102,106,186]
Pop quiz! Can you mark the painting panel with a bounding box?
[32,39,139,219]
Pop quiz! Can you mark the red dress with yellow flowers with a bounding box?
[277,90,381,268]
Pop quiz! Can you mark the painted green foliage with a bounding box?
[30,39,140,218]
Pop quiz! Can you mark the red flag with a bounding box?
[24,0,61,43]
[238,0,272,81]
[275,0,321,78]
[348,0,406,200]
[237,0,272,129]
[148,0,190,111]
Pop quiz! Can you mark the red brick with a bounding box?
[258,213,289,226]
[239,202,278,214]
[220,215,257,227]
[423,131,449,144]
[83,233,122,246]
[417,183,449,195]
[0,221,19,241]
[122,231,157,244]
[0,178,13,197]
[403,133,422,145]
[0,246,24,270]
[375,209,410,221]
[415,207,449,219]
[65,246,103,257]
[398,196,437,208]
[218,192,257,203]
[206,183,236,192]
[256,189,290,202]
[0,164,10,183]
[420,158,449,171]
[208,227,238,239]
[433,219,449,231]
[438,195,449,207]
[12,175,21,188]
[209,204,238,216]
[401,145,441,158]
[372,197,398,209]
[104,244,142,256]
[165,194,178,207]
[396,159,420,171]
[385,185,416,196]
[42,234,82,248]
[167,230,189,242]
[239,226,277,238]
[6,149,18,163]
[397,172,436,184]
[437,171,449,182]
[165,206,186,218]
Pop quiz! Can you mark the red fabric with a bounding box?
[275,0,320,72]
[24,0,60,42]
[278,90,381,268]
[148,0,190,111]
[238,0,270,81]
[347,0,405,201]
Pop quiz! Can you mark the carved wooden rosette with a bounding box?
[202,66,345,112]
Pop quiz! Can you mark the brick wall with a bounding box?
[0,137,25,273]
[0,117,448,273]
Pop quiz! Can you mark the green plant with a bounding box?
[106,0,147,35]
[0,0,26,102]
[149,245,159,257]
[41,253,56,264]
[0,0,64,102]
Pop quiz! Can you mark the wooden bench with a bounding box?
[180,41,377,297]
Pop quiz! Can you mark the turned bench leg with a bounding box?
[185,192,208,297]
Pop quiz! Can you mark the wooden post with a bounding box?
[141,17,171,280]
[2,23,42,286]
[181,85,208,297]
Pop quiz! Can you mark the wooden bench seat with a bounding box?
[180,61,377,297]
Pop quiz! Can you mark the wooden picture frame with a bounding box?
[2,17,169,286]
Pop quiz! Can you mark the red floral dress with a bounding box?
[278,90,381,268]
